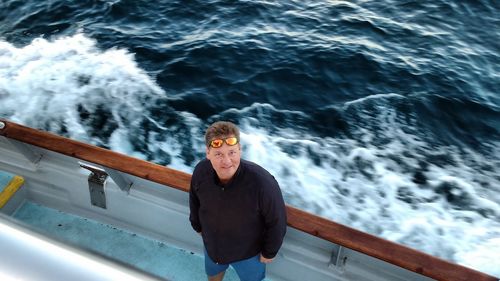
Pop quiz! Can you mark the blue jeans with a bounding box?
[204,249,265,281]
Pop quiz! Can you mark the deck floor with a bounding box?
[12,201,245,281]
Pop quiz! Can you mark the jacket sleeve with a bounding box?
[260,176,287,259]
[189,176,202,233]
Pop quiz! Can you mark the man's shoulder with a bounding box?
[192,159,211,178]
[241,160,275,183]
[241,159,267,173]
[194,158,210,169]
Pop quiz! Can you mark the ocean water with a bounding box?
[1,0,499,277]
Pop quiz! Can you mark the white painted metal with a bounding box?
[0,135,434,281]
[0,215,165,281]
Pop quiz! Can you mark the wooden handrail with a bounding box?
[0,119,497,281]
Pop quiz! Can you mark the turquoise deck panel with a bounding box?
[0,170,15,193]
[12,201,245,281]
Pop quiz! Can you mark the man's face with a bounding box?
[206,135,241,183]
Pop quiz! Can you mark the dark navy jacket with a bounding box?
[189,158,287,264]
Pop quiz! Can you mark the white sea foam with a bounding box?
[235,106,500,277]
[342,92,405,108]
[0,34,164,143]
[1,34,499,277]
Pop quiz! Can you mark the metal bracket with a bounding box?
[329,245,348,272]
[103,168,133,194]
[80,163,108,209]
[6,139,43,166]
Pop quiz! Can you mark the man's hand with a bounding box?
[260,255,274,263]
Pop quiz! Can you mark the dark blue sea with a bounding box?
[1,0,499,276]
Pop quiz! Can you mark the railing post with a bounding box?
[329,245,347,273]
[80,163,108,209]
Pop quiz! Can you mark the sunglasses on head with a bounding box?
[209,137,239,148]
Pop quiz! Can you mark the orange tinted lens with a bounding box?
[210,139,224,148]
[225,137,238,146]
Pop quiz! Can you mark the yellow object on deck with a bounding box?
[0,172,24,208]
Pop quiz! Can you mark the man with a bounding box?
[189,121,287,281]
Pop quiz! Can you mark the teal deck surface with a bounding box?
[12,201,245,281]
[0,170,15,193]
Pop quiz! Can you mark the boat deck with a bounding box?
[12,201,258,281]
[2,120,497,281]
